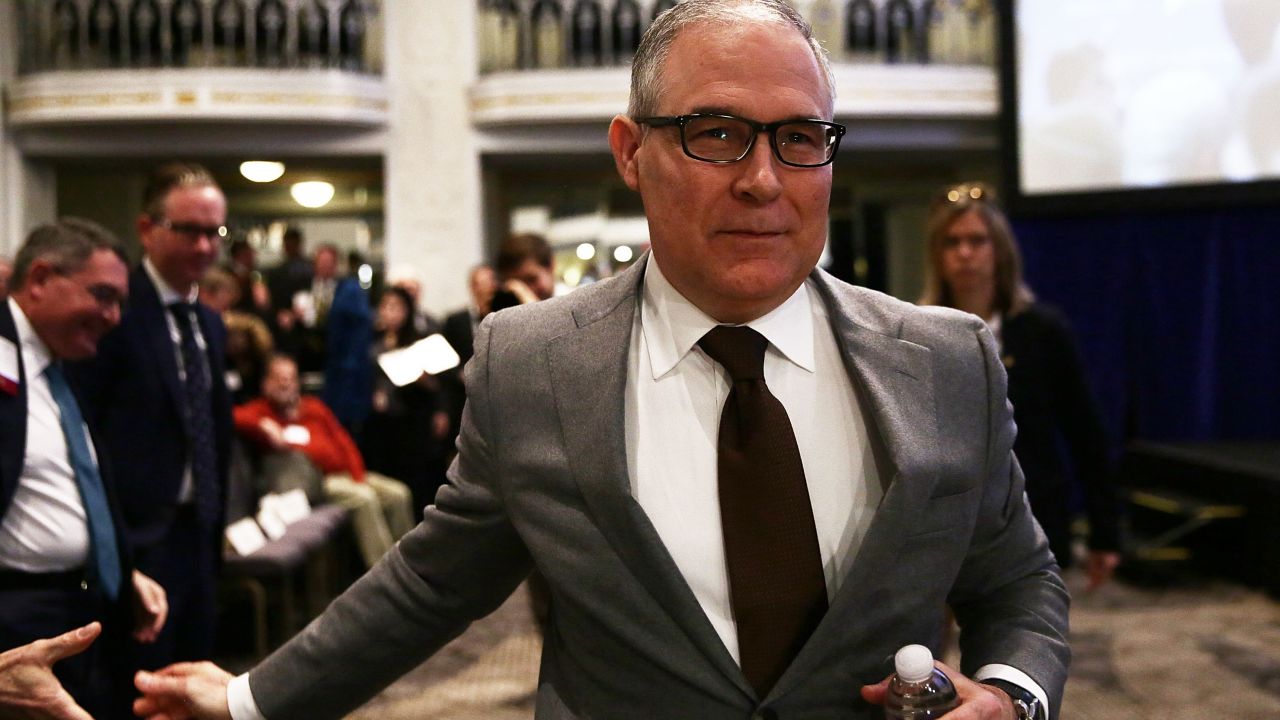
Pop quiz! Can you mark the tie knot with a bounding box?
[44,361,67,384]
[698,325,768,381]
[169,302,197,323]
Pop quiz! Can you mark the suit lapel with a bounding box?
[770,272,941,699]
[0,303,28,515]
[546,258,752,697]
[133,268,188,435]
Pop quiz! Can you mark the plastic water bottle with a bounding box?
[883,644,959,719]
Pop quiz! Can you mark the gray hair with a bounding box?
[11,217,125,290]
[627,0,836,119]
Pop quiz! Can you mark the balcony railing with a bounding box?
[13,0,383,76]
[475,0,997,75]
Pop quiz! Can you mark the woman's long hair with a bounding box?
[918,182,1035,316]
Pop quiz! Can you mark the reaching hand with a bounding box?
[134,663,234,720]
[131,570,169,643]
[0,622,100,720]
[860,659,1017,720]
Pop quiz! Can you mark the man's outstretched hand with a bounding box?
[133,662,234,720]
[0,622,100,720]
[860,659,1017,720]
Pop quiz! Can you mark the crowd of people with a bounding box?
[0,2,1129,719]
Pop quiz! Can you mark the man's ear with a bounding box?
[608,115,643,192]
[21,259,56,300]
[136,212,154,237]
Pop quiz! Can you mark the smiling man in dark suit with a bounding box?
[1,219,167,719]
[134,4,1066,720]
[72,164,233,674]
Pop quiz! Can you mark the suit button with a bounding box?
[80,579,89,591]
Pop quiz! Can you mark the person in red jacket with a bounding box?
[234,353,413,568]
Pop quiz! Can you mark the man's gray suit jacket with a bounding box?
[248,257,1070,719]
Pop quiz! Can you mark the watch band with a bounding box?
[980,678,1045,720]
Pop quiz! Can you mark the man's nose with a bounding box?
[732,134,783,203]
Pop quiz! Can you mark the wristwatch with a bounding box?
[980,679,1045,720]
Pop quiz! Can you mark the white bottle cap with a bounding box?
[894,644,936,683]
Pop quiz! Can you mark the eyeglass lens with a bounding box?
[85,284,127,311]
[166,220,227,240]
[682,116,838,166]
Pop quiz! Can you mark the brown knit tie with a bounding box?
[698,325,827,697]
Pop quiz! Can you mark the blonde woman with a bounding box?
[922,182,1122,590]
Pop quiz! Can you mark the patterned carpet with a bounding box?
[238,569,1280,718]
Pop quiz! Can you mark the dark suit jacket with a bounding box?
[246,257,1070,719]
[0,299,135,624]
[70,267,232,549]
[1003,304,1122,564]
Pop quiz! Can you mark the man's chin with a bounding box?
[62,342,99,361]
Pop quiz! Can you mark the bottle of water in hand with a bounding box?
[884,644,959,719]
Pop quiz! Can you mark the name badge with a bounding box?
[0,337,19,395]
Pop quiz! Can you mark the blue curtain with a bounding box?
[1013,205,1280,445]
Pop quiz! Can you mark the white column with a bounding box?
[0,1,56,254]
[382,0,484,316]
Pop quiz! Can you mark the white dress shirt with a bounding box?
[628,256,880,663]
[229,256,1047,717]
[0,298,91,572]
[143,258,206,505]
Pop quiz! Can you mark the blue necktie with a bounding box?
[45,362,122,600]
[169,303,220,527]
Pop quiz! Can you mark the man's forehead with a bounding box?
[659,20,831,116]
[164,184,226,214]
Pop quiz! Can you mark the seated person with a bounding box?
[233,353,414,568]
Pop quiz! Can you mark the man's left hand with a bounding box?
[860,660,1016,719]
[131,570,168,643]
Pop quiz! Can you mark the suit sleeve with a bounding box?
[247,315,533,720]
[947,321,1072,717]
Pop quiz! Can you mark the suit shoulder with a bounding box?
[818,275,985,351]
[484,272,635,343]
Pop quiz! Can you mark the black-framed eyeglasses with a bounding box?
[638,113,845,168]
[157,218,228,242]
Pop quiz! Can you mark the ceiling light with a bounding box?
[240,161,285,183]
[576,242,596,261]
[613,245,634,263]
[291,181,335,208]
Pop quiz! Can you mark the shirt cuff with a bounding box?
[227,672,267,720]
[973,663,1049,719]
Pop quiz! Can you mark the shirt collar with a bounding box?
[640,254,816,380]
[8,297,55,379]
[143,257,199,306]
